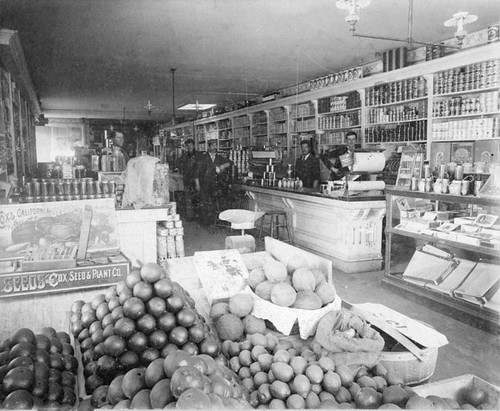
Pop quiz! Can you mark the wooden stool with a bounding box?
[258,210,292,244]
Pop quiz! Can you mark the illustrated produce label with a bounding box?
[0,198,119,260]
[0,262,128,298]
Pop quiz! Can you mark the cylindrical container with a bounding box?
[411,177,418,191]
[108,180,116,195]
[455,165,464,180]
[423,165,431,179]
[439,165,446,179]
[157,226,168,260]
[474,180,483,196]
[175,236,185,257]
[441,178,449,194]
[32,180,41,197]
[166,236,176,258]
[461,179,470,196]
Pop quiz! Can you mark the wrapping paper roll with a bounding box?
[348,181,386,192]
[352,152,386,172]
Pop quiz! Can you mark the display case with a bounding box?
[383,187,500,332]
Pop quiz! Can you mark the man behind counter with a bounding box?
[295,140,321,189]
[111,131,131,165]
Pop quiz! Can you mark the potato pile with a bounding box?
[247,255,336,309]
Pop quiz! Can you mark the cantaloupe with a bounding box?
[247,268,266,290]
[229,293,254,317]
[315,282,337,305]
[293,291,322,310]
[292,268,316,292]
[254,281,276,301]
[243,314,267,335]
[286,255,308,275]
[216,314,244,341]
[263,259,288,282]
[311,269,327,287]
[270,283,296,307]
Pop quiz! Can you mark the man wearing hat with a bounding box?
[198,139,232,225]
[175,138,201,220]
[295,139,321,189]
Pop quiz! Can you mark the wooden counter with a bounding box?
[237,184,386,273]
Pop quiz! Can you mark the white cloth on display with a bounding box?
[122,155,160,209]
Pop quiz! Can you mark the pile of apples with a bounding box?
[69,263,221,396]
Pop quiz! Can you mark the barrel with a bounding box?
[379,346,438,386]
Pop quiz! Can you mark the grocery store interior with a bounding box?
[0,0,500,409]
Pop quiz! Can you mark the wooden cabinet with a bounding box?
[0,29,41,181]
[383,188,500,331]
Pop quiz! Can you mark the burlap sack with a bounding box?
[314,309,384,354]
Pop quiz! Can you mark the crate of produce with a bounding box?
[412,374,500,409]
[240,237,340,339]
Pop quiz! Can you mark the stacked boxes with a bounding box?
[157,207,185,267]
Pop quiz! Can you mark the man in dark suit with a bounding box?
[295,140,321,189]
[198,140,232,225]
[175,138,201,220]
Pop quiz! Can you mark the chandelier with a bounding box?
[336,0,478,49]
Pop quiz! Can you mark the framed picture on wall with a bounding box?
[451,142,474,164]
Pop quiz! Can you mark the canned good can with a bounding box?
[166,236,176,258]
[175,236,185,257]
[424,165,431,179]
[174,220,183,228]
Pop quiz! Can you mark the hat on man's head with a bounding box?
[207,139,218,145]
[300,140,311,147]
[185,138,195,145]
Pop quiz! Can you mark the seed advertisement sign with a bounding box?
[0,198,119,261]
[0,262,128,298]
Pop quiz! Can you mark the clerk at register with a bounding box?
[295,140,321,189]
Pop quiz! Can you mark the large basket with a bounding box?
[379,346,438,386]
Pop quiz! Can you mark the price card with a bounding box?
[352,303,449,348]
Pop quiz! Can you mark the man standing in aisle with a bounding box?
[198,140,231,226]
[295,140,321,189]
[175,138,201,221]
[111,131,131,165]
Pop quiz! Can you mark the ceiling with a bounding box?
[1,0,499,121]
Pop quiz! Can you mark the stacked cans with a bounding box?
[228,147,248,176]
[261,159,276,187]
[157,213,185,268]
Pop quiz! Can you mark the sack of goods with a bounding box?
[312,308,385,367]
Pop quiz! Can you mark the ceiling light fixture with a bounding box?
[144,100,155,117]
[444,11,478,48]
[336,0,477,49]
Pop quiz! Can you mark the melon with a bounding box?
[286,255,308,275]
[254,281,276,301]
[228,293,253,317]
[263,259,288,283]
[311,269,327,287]
[292,268,316,292]
[293,291,322,310]
[315,282,337,305]
[216,314,244,341]
[243,315,267,335]
[270,283,297,307]
[247,268,266,290]
[210,302,230,321]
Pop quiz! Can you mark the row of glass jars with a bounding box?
[21,178,116,203]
